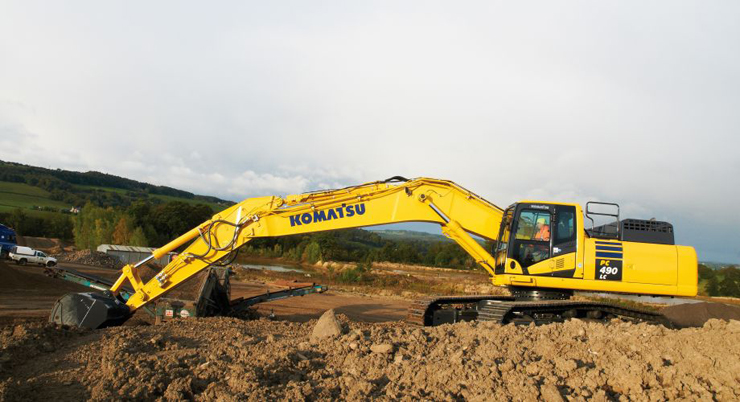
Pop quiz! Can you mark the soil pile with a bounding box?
[15,236,72,253]
[54,250,124,269]
[1,315,738,401]
[0,322,87,374]
[662,301,740,328]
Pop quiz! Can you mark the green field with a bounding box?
[73,184,227,212]
[0,182,73,211]
[74,184,128,194]
[0,206,65,219]
[0,180,229,218]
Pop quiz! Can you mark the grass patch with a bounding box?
[0,182,72,210]
[73,184,129,194]
[0,206,67,218]
[73,184,227,211]
[0,181,52,197]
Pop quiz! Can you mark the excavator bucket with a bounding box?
[50,292,131,329]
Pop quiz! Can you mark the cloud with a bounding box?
[0,1,739,262]
[229,171,310,196]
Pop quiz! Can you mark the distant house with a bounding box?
[97,244,177,266]
[69,207,80,214]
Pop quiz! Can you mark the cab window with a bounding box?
[555,210,575,242]
[496,208,514,253]
[512,210,551,269]
[515,211,551,241]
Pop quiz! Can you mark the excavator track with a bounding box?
[477,299,672,327]
[406,295,515,326]
[406,297,672,327]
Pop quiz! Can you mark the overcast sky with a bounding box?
[1,1,739,263]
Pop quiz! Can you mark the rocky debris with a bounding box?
[0,322,88,374]
[370,343,393,354]
[53,250,124,269]
[540,383,564,402]
[662,301,740,328]
[1,316,739,401]
[728,319,740,333]
[310,309,343,341]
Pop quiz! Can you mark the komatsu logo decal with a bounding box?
[289,203,366,226]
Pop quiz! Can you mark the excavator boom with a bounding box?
[118,177,503,310]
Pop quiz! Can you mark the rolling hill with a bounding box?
[0,160,233,214]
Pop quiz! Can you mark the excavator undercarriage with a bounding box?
[406,293,672,327]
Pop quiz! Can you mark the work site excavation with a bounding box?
[0,174,739,401]
[4,1,740,401]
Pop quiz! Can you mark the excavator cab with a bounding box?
[492,200,696,299]
[494,202,582,279]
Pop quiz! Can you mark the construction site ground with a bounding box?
[2,259,740,400]
[0,261,410,326]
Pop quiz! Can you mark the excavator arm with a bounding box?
[109,177,504,312]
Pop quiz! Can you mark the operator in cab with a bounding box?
[534,217,550,241]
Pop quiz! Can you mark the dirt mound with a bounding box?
[15,236,72,253]
[1,316,739,401]
[46,245,65,255]
[0,322,88,375]
[0,260,88,293]
[662,301,740,328]
[54,250,124,269]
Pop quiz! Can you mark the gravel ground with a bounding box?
[1,313,739,401]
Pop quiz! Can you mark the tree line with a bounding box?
[73,201,214,250]
[240,228,483,270]
[0,209,74,240]
[699,264,740,298]
[0,200,215,248]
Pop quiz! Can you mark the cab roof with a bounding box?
[514,200,581,208]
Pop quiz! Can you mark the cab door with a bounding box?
[508,204,581,278]
[36,251,48,264]
[509,205,554,275]
[550,205,580,278]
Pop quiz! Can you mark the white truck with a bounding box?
[9,246,57,267]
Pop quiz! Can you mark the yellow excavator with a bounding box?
[51,177,697,328]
